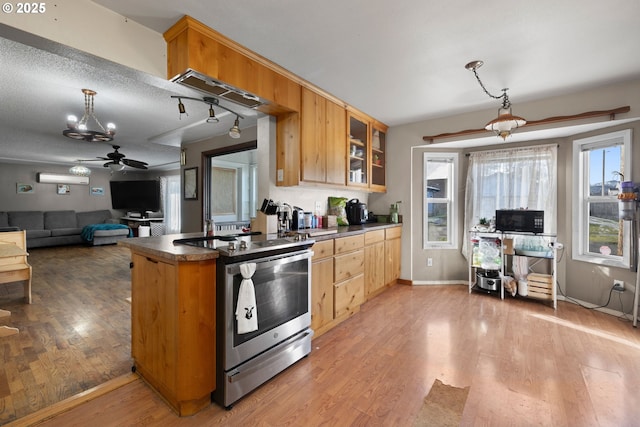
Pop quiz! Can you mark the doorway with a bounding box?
[203,141,258,230]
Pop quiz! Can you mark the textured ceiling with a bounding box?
[1,0,640,170]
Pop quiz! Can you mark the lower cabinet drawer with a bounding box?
[334,274,364,318]
[334,250,364,282]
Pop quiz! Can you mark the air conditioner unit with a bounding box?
[36,173,89,185]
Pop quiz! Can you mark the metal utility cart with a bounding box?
[469,231,559,309]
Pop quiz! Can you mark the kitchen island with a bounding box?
[119,223,402,415]
[119,233,219,416]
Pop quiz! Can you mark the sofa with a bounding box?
[0,210,131,248]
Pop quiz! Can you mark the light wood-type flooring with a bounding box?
[4,245,640,426]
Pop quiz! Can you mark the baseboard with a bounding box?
[557,295,631,319]
[409,280,467,286]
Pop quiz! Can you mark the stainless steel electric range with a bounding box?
[175,233,315,409]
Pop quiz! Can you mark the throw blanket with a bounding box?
[81,224,132,241]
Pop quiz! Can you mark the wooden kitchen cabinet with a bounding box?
[364,229,386,299]
[310,226,400,338]
[165,16,388,192]
[385,227,402,285]
[347,111,370,188]
[333,234,364,319]
[130,251,216,416]
[311,240,334,334]
[300,87,346,185]
[370,121,388,192]
[334,275,365,318]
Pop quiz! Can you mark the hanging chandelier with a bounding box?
[465,60,526,140]
[63,89,116,142]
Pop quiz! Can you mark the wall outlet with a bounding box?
[613,280,625,292]
[427,258,433,267]
[315,201,323,214]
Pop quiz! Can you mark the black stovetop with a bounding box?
[173,232,314,259]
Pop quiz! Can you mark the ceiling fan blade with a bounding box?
[103,161,116,168]
[122,158,149,169]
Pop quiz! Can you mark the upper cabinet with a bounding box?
[164,16,387,192]
[347,112,370,188]
[300,87,346,185]
[347,111,387,192]
[370,121,388,192]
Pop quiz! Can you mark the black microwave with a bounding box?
[495,210,544,233]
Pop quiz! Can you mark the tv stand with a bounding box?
[121,216,165,223]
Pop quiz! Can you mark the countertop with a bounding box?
[118,222,402,262]
[310,222,402,242]
[118,232,221,262]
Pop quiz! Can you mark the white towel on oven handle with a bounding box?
[235,262,258,334]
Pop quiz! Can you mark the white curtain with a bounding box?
[160,175,181,234]
[462,144,557,258]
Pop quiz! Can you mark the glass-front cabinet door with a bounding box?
[348,112,369,187]
[370,121,387,191]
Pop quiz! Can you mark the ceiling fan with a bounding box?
[80,145,148,171]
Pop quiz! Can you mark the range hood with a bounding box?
[172,69,265,109]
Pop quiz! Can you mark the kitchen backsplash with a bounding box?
[265,186,369,216]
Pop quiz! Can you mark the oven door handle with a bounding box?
[227,329,313,383]
[225,249,312,275]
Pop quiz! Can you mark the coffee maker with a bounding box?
[291,206,305,230]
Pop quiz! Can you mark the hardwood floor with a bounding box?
[10,276,640,426]
[0,244,133,424]
[2,245,640,426]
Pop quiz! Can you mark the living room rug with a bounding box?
[412,379,470,427]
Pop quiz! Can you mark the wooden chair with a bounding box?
[0,230,32,337]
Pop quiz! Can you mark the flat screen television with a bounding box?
[109,180,161,212]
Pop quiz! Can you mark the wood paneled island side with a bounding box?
[119,234,218,416]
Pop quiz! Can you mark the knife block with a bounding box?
[251,211,278,234]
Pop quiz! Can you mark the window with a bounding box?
[424,153,458,248]
[160,175,181,234]
[572,129,632,267]
[462,144,557,258]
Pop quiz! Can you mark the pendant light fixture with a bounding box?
[63,89,116,142]
[465,60,526,140]
[171,95,244,138]
[228,116,241,138]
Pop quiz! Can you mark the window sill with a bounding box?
[572,254,629,269]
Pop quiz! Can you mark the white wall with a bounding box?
[0,161,176,215]
[0,0,166,78]
[372,78,640,311]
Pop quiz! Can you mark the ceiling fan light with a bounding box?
[229,116,241,138]
[108,163,125,172]
[69,164,91,176]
